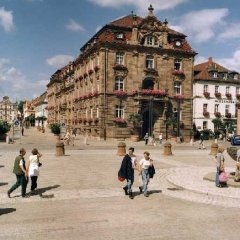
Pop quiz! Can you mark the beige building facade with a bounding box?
[47,6,196,141]
[0,96,17,123]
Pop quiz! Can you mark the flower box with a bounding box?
[94,65,100,72]
[113,118,127,127]
[226,93,232,99]
[113,90,128,98]
[87,118,93,124]
[225,113,231,118]
[172,70,185,78]
[203,111,210,117]
[236,94,240,99]
[79,118,83,123]
[113,64,127,71]
[214,112,221,118]
[215,92,221,98]
[173,94,185,100]
[79,75,83,81]
[93,118,99,124]
[83,73,88,78]
[88,69,94,75]
[203,92,210,98]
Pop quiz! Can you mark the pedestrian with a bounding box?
[144,133,149,145]
[234,161,240,182]
[26,148,42,194]
[138,151,153,197]
[21,125,24,136]
[215,146,225,187]
[118,147,135,199]
[7,148,28,198]
[198,133,205,149]
[159,133,163,144]
[72,128,77,137]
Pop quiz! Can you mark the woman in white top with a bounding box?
[138,151,153,197]
[26,148,42,193]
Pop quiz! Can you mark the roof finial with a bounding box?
[148,4,154,16]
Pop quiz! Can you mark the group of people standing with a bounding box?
[118,147,154,199]
[7,148,42,198]
[144,133,163,146]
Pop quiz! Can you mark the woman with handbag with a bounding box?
[138,151,153,197]
[215,146,226,188]
[26,148,42,194]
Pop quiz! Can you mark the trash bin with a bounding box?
[56,142,65,156]
[117,142,126,156]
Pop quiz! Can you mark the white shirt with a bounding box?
[139,158,151,170]
[131,156,137,168]
[28,155,40,177]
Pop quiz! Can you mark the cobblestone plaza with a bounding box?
[0,128,239,240]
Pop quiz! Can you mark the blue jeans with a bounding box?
[125,178,133,193]
[141,169,149,195]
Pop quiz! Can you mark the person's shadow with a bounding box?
[0,208,16,216]
[34,185,60,199]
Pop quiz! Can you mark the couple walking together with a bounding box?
[118,147,154,199]
[7,148,42,198]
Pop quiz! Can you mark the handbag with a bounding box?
[148,165,155,178]
[118,176,125,182]
[219,171,228,183]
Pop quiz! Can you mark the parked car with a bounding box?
[231,135,240,145]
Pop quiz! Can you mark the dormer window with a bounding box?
[116,33,124,39]
[223,73,228,79]
[234,74,238,80]
[213,72,218,78]
[145,36,157,46]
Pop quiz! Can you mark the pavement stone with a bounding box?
[0,128,240,240]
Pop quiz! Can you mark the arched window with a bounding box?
[142,78,154,90]
[115,76,124,90]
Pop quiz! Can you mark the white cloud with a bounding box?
[46,54,74,68]
[65,19,85,32]
[216,50,240,72]
[88,0,189,12]
[0,58,47,100]
[0,7,14,32]
[172,8,229,43]
[219,23,240,40]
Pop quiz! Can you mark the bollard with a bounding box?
[56,142,65,156]
[163,142,173,155]
[117,142,126,156]
[209,143,218,155]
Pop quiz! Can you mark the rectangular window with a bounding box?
[215,86,219,93]
[146,36,154,45]
[204,85,208,93]
[236,87,240,95]
[203,121,207,130]
[226,86,230,94]
[225,105,229,115]
[174,82,181,94]
[115,105,124,118]
[203,104,208,112]
[146,56,154,69]
[115,77,124,90]
[223,73,228,79]
[234,74,238,80]
[174,59,181,70]
[116,52,124,65]
[214,104,219,112]
[213,72,218,78]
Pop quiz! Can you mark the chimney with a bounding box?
[208,57,213,67]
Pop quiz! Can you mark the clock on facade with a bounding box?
[175,41,181,47]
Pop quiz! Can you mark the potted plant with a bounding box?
[128,113,143,141]
[0,121,11,141]
[49,123,61,135]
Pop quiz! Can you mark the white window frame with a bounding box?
[226,86,230,94]
[115,105,124,118]
[115,76,124,90]
[225,105,230,115]
[204,85,208,93]
[174,59,182,70]
[116,52,124,65]
[214,104,219,112]
[203,121,208,130]
[236,87,240,95]
[213,72,218,78]
[146,55,154,69]
[215,86,219,93]
[203,104,208,113]
[174,82,181,94]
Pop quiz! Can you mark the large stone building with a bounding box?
[0,96,17,122]
[193,57,240,133]
[47,5,196,140]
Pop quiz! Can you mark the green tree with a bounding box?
[17,100,25,116]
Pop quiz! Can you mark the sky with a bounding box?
[0,0,240,101]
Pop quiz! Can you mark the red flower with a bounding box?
[173,94,185,99]
[113,90,128,97]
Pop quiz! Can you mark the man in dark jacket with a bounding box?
[118,147,135,199]
[7,148,28,198]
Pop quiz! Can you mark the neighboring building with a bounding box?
[47,5,196,140]
[33,92,48,127]
[193,57,240,132]
[0,96,17,122]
